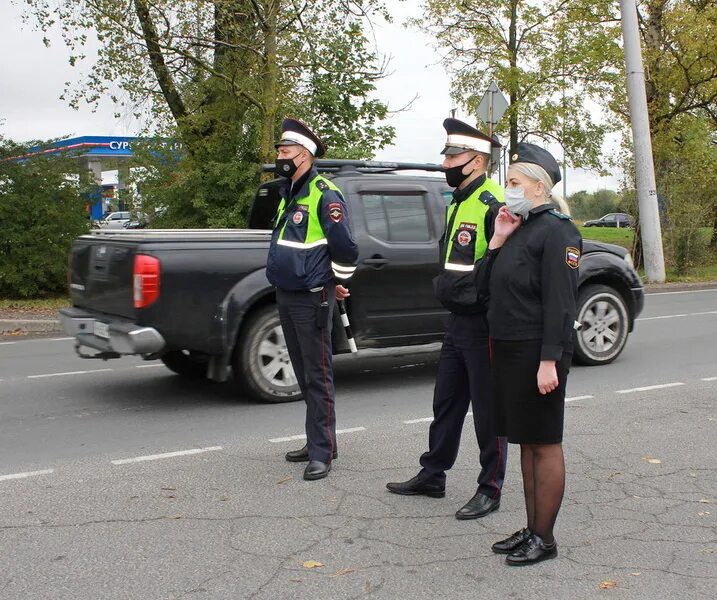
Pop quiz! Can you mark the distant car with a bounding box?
[583,213,634,228]
[123,219,147,229]
[99,211,132,229]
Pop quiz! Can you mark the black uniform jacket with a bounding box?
[476,203,582,361]
[434,174,502,318]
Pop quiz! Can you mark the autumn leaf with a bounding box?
[697,511,710,516]
[302,560,324,569]
[599,580,617,589]
[642,456,662,464]
[166,514,183,520]
[277,475,293,485]
[329,568,355,577]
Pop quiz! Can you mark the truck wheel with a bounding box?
[160,349,209,378]
[233,305,301,403]
[573,284,629,366]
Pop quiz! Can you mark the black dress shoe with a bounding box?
[455,491,500,520]
[491,528,531,554]
[303,460,331,481]
[505,533,557,566]
[386,475,445,498]
[285,444,338,463]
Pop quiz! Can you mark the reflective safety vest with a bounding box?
[443,177,504,272]
[274,175,340,250]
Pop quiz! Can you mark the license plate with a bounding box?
[94,321,110,339]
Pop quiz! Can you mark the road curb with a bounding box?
[0,319,63,336]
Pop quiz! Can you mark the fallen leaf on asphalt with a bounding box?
[642,456,662,464]
[219,496,230,501]
[302,560,324,569]
[289,579,303,583]
[329,568,355,577]
[167,514,183,520]
[607,472,621,480]
[161,486,177,491]
[630,572,641,576]
[698,511,710,516]
[164,495,176,499]
[599,580,617,589]
[277,475,293,485]
[702,548,715,554]
[699,498,713,503]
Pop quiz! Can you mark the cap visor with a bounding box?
[274,140,301,148]
[441,146,473,156]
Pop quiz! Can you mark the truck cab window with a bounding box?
[361,193,431,242]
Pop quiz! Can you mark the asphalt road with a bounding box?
[1,288,715,599]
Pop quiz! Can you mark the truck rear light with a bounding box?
[133,254,160,308]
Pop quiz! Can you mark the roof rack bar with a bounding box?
[261,159,445,173]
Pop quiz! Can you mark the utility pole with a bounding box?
[620,0,666,282]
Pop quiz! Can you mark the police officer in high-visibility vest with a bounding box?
[266,118,359,481]
[387,118,508,518]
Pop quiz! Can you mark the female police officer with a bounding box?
[475,143,581,565]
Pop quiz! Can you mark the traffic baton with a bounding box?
[337,299,358,354]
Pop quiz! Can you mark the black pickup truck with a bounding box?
[60,160,644,403]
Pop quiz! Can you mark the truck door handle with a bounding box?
[363,255,389,268]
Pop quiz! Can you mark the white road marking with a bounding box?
[0,469,54,482]
[637,310,717,321]
[646,288,717,296]
[0,341,17,346]
[616,382,685,394]
[269,426,366,443]
[0,337,72,345]
[48,337,74,341]
[702,377,717,382]
[403,417,434,424]
[111,446,223,465]
[27,368,113,379]
[135,364,163,369]
[566,395,594,402]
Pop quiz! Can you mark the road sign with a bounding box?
[476,81,509,126]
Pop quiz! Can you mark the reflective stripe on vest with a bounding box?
[443,178,503,271]
[275,175,341,248]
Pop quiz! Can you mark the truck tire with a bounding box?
[573,284,629,366]
[160,349,209,378]
[233,305,302,403]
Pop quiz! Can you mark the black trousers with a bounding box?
[419,314,508,499]
[276,284,337,463]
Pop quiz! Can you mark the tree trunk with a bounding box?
[259,1,279,168]
[508,0,519,156]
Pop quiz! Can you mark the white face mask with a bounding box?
[504,187,534,218]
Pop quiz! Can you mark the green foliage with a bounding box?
[0,140,91,298]
[23,1,396,228]
[569,189,625,220]
[413,0,623,171]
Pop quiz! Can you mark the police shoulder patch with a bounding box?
[316,179,329,191]
[565,246,580,269]
[549,208,572,220]
[327,202,343,223]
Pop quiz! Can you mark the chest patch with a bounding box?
[566,246,580,269]
[292,210,305,225]
[328,202,343,223]
[459,222,477,231]
[457,230,472,246]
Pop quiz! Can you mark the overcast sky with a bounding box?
[0,1,620,194]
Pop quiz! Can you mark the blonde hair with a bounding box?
[510,162,570,215]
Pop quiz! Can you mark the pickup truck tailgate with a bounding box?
[70,237,137,318]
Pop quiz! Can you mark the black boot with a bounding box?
[505,533,557,566]
[491,528,531,554]
[386,475,445,498]
[455,491,500,520]
[303,460,331,481]
[285,444,338,463]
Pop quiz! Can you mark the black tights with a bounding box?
[520,443,565,544]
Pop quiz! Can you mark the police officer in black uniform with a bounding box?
[266,118,359,481]
[476,143,582,565]
[386,119,508,519]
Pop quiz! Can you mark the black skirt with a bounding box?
[491,339,571,444]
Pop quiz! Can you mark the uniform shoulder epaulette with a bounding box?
[316,179,329,191]
[549,208,572,220]
[478,190,497,206]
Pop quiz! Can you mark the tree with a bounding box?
[23,0,395,226]
[0,139,91,298]
[412,0,623,171]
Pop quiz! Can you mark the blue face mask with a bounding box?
[504,187,534,218]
